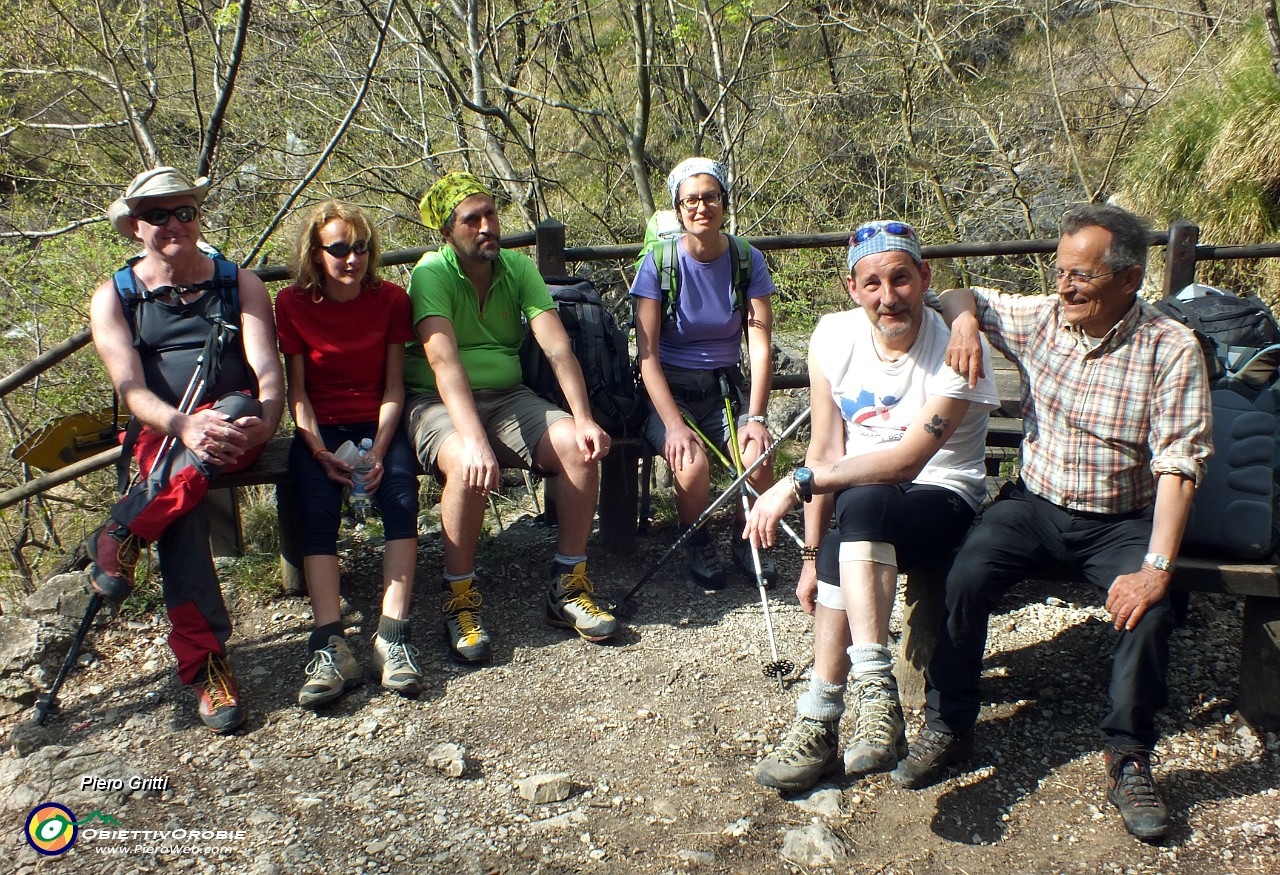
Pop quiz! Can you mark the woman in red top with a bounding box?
[276,202,421,708]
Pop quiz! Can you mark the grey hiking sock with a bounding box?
[848,643,894,678]
[797,675,847,722]
[377,615,410,644]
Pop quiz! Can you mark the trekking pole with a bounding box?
[616,405,810,616]
[149,319,237,470]
[724,396,794,688]
[32,594,105,725]
[690,416,805,550]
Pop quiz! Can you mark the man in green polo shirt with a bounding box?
[405,172,619,662]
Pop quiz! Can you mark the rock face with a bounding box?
[0,744,152,815]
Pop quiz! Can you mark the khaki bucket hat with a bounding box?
[107,167,211,238]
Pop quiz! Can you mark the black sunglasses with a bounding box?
[319,239,370,258]
[135,205,199,225]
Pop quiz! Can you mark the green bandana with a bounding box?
[419,172,493,230]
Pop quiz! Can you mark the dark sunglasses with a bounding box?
[851,221,917,246]
[135,205,199,225]
[319,239,370,258]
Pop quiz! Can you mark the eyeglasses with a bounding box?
[135,205,199,225]
[677,192,725,210]
[1050,266,1117,287]
[851,221,917,246]
[319,239,370,258]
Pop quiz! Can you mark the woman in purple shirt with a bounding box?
[630,157,777,591]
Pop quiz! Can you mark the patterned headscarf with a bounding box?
[419,172,493,230]
[666,157,730,209]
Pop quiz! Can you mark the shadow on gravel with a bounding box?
[921,584,1248,847]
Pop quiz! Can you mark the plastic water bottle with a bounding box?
[350,438,374,518]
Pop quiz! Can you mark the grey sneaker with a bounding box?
[546,562,619,642]
[298,636,363,709]
[684,528,727,591]
[843,672,907,775]
[890,724,975,788]
[372,635,424,696]
[754,716,840,792]
[730,535,778,587]
[443,580,491,663]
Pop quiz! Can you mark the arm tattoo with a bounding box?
[922,415,950,440]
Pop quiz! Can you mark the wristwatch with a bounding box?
[791,467,814,503]
[1143,552,1174,573]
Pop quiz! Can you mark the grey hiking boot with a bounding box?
[1105,747,1170,841]
[443,580,491,663]
[754,716,840,792]
[844,672,907,776]
[298,636,363,709]
[730,535,778,587]
[684,528,727,591]
[372,634,424,696]
[890,724,975,788]
[546,562,619,642]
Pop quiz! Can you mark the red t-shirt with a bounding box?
[275,279,415,424]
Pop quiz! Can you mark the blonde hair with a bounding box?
[290,201,382,293]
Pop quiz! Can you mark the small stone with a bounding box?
[428,742,467,778]
[517,772,573,804]
[676,848,716,867]
[781,823,848,867]
[365,840,389,854]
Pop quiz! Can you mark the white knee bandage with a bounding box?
[839,540,897,566]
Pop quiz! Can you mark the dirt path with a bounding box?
[4,516,1278,874]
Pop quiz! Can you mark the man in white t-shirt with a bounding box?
[745,220,998,792]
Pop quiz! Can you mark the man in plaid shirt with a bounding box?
[891,204,1212,842]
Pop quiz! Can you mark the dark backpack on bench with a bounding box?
[520,277,642,437]
[1158,286,1280,558]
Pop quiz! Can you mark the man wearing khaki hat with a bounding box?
[404,172,618,663]
[88,166,284,734]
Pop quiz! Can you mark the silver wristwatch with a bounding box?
[1142,552,1174,573]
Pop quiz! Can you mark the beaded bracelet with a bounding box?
[800,546,819,562]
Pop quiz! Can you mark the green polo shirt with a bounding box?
[405,245,556,393]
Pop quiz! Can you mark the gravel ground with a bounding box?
[2,508,1279,874]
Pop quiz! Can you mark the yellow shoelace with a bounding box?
[444,588,485,640]
[200,655,238,709]
[557,569,612,619]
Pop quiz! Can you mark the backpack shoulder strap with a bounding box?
[655,238,680,326]
[211,255,240,317]
[726,234,753,314]
[112,255,147,338]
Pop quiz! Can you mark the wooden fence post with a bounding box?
[536,218,567,276]
[1163,220,1199,298]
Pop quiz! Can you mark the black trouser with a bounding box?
[924,482,1173,750]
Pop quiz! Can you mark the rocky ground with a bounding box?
[2,506,1279,875]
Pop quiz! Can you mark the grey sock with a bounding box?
[377,615,410,644]
[797,675,847,722]
[847,643,894,679]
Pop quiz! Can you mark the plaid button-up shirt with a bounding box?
[973,288,1212,514]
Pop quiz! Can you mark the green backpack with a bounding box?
[647,229,754,330]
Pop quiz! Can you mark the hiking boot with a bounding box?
[546,562,619,642]
[193,653,245,734]
[86,522,144,603]
[372,635,424,696]
[754,716,840,792]
[1105,747,1170,841]
[684,528,727,591]
[889,724,974,788]
[297,636,363,709]
[731,535,778,587]
[844,673,908,776]
[443,580,491,663]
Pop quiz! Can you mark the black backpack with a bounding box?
[1156,287,1280,558]
[1155,286,1280,379]
[520,277,642,436]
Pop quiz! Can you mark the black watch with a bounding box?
[792,467,814,503]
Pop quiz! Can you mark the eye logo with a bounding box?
[25,802,78,855]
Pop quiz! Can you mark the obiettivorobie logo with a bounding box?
[24,803,120,856]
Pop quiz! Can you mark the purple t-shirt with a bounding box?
[630,237,776,369]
